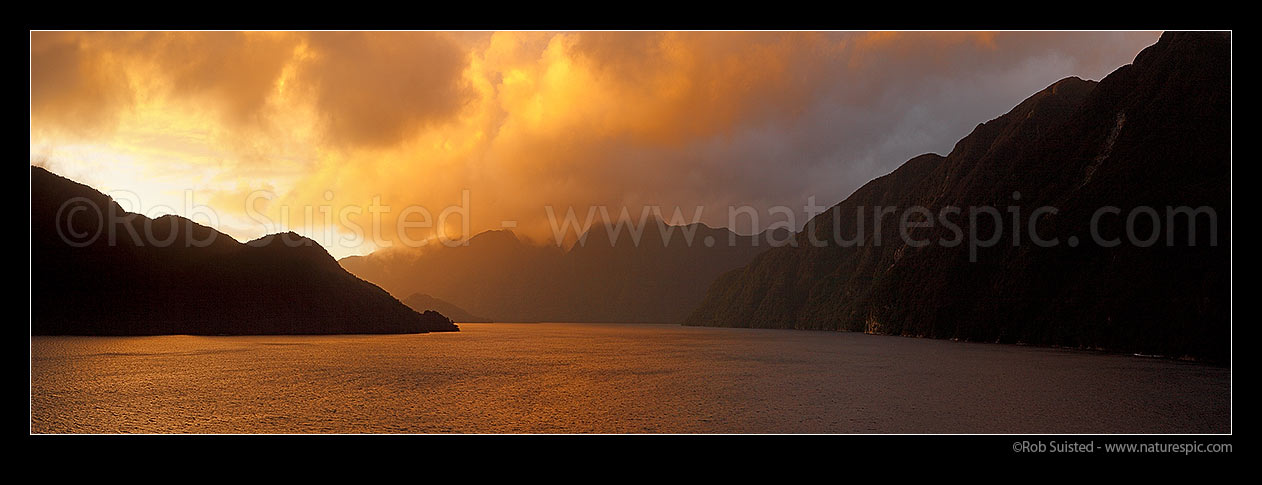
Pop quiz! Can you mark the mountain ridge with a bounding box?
[31,165,458,335]
[339,217,791,323]
[685,31,1230,363]
[402,293,492,323]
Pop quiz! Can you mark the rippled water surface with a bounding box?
[31,323,1230,433]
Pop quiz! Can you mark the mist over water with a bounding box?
[31,323,1229,434]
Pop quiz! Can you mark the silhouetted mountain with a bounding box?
[31,166,457,335]
[403,293,492,323]
[340,219,790,323]
[341,230,567,322]
[686,32,1230,362]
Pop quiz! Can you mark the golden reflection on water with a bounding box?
[31,323,1231,433]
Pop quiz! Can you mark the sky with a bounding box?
[30,31,1161,258]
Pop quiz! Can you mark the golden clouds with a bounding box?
[298,32,471,147]
[31,32,134,135]
[483,32,841,145]
[141,31,299,124]
[575,32,841,141]
[30,31,1163,258]
[31,31,470,146]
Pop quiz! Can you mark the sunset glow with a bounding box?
[30,31,1161,258]
[29,27,1233,442]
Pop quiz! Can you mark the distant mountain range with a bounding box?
[686,32,1230,362]
[403,293,492,323]
[340,221,790,323]
[30,166,457,335]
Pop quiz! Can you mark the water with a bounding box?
[30,323,1230,434]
